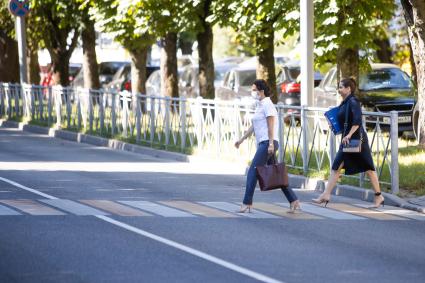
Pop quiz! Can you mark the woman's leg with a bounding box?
[281,187,298,203]
[313,162,344,202]
[242,142,269,205]
[366,170,385,207]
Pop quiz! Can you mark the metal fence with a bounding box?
[0,82,399,193]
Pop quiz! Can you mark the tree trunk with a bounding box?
[197,0,215,99]
[82,11,100,89]
[27,47,40,85]
[401,0,425,145]
[129,48,148,96]
[49,51,71,86]
[408,38,417,86]
[257,31,277,104]
[178,32,194,55]
[374,37,393,63]
[336,46,359,89]
[0,31,19,83]
[161,32,178,98]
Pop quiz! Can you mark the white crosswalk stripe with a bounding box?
[276,202,366,220]
[39,199,109,216]
[354,204,425,221]
[119,201,195,217]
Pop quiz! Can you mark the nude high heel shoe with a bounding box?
[237,204,252,213]
[312,196,330,207]
[288,200,301,213]
[369,192,385,208]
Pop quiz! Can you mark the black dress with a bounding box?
[331,94,375,175]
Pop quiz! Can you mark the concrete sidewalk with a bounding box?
[1,119,424,214]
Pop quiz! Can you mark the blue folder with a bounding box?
[324,106,342,135]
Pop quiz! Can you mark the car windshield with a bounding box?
[288,67,301,81]
[359,68,411,91]
[100,62,127,75]
[239,70,257,86]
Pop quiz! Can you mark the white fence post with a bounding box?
[390,111,399,194]
[180,97,186,151]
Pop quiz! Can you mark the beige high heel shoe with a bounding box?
[312,195,330,207]
[237,204,252,213]
[288,200,301,213]
[369,192,385,208]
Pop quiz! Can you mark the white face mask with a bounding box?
[251,91,259,100]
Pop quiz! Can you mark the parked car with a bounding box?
[146,69,161,97]
[178,62,239,98]
[314,63,416,134]
[69,63,82,82]
[106,63,160,92]
[276,61,323,110]
[71,61,129,88]
[215,65,257,103]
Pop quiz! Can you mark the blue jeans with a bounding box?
[243,140,298,205]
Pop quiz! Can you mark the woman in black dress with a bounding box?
[312,78,385,208]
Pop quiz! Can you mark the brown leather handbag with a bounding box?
[256,155,289,191]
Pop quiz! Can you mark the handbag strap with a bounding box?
[268,153,277,165]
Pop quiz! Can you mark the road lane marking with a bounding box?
[80,200,152,217]
[254,202,323,220]
[200,202,279,218]
[39,199,109,216]
[0,199,65,215]
[277,202,366,220]
[325,203,406,220]
[0,177,57,199]
[95,215,285,283]
[0,203,21,215]
[119,201,195,217]
[160,201,238,218]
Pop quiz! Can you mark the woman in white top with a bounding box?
[235,79,300,213]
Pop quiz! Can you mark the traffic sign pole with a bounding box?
[16,16,28,84]
[9,0,30,84]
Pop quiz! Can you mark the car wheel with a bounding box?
[413,103,419,139]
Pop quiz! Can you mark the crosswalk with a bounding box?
[0,199,424,221]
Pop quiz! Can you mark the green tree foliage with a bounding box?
[0,1,19,82]
[314,0,396,81]
[30,0,82,86]
[210,0,299,102]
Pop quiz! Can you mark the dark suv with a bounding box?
[314,63,416,134]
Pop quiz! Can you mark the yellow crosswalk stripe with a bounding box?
[80,200,152,217]
[0,199,65,215]
[160,201,238,218]
[254,202,323,219]
[326,203,407,220]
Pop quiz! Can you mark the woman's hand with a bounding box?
[234,139,243,149]
[342,135,351,145]
[267,143,274,154]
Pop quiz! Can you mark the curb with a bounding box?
[315,180,425,214]
[0,120,190,162]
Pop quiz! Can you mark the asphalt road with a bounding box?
[0,127,424,283]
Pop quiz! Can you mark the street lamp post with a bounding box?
[300,0,314,174]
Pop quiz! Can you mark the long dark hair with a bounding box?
[253,79,271,97]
